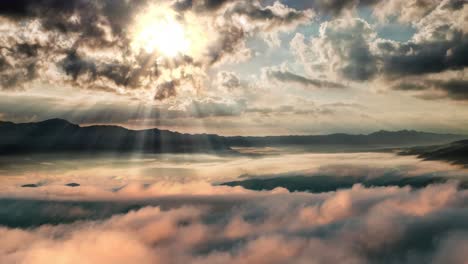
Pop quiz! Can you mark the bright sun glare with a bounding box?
[132,7,190,58]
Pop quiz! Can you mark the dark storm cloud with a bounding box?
[266,69,346,89]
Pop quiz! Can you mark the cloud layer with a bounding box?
[1,182,468,263]
[1,151,468,263]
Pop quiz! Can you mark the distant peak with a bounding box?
[369,130,421,136]
[37,118,78,127]
[38,118,72,124]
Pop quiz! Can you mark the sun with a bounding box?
[132,6,190,58]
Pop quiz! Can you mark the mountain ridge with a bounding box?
[0,119,466,155]
[2,118,462,138]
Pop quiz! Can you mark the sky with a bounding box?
[0,0,467,135]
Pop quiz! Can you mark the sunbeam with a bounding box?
[0,0,468,263]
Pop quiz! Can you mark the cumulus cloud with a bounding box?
[1,182,468,263]
[291,18,378,81]
[217,71,242,90]
[291,0,468,100]
[373,0,441,23]
[0,0,312,100]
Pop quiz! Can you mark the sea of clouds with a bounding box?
[1,182,468,263]
[1,152,468,263]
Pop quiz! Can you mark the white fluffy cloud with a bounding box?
[291,18,377,81]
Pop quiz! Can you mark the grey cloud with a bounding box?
[265,68,346,89]
[285,0,440,23]
[394,79,468,100]
[226,1,311,28]
[381,34,468,78]
[0,0,143,49]
[61,50,98,81]
[173,0,233,12]
[245,104,346,117]
[373,0,443,23]
[314,0,381,15]
[154,80,179,101]
[186,99,247,118]
[290,1,468,100]
[429,79,468,100]
[245,105,296,115]
[218,71,241,90]
[442,0,467,10]
[278,0,383,16]
[291,18,378,82]
[392,82,427,91]
[60,49,160,92]
[321,102,366,109]
[0,43,42,90]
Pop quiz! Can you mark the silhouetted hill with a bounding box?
[0,119,466,155]
[223,130,466,148]
[0,119,230,154]
[400,140,468,167]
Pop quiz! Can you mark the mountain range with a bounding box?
[0,119,466,155]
